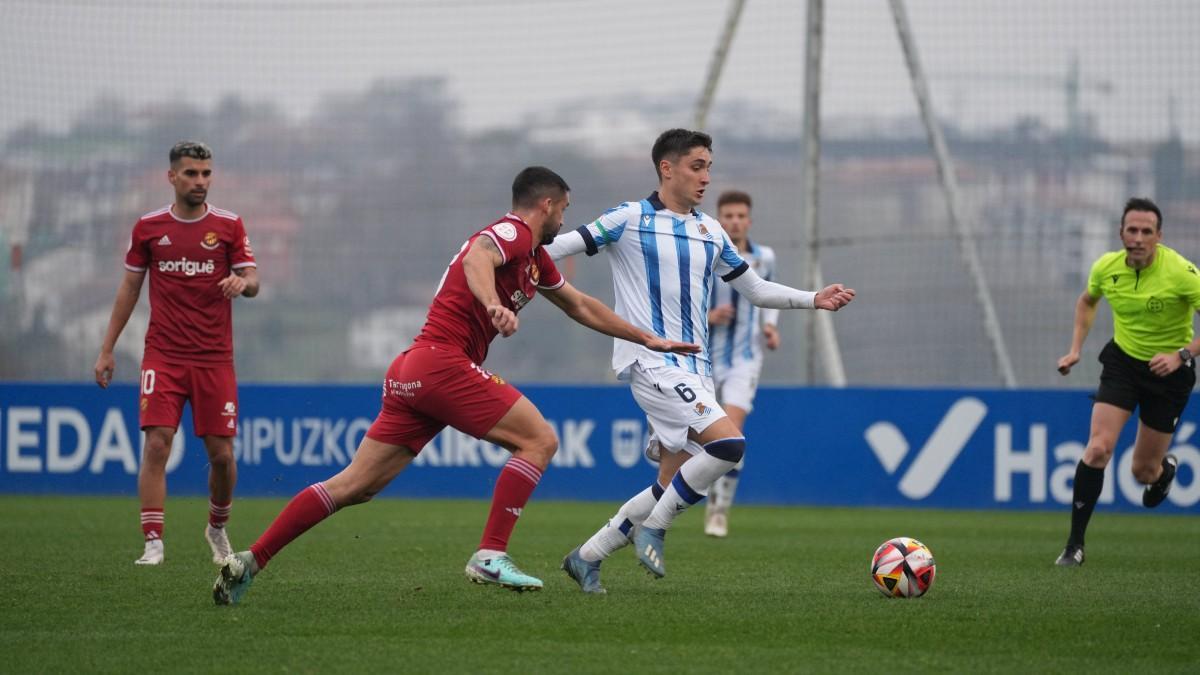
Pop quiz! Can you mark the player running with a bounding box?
[213,166,698,604]
[1054,197,1197,566]
[548,129,854,592]
[94,141,259,566]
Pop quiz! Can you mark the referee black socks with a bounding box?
[1068,460,1106,547]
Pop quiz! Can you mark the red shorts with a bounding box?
[139,357,239,437]
[366,344,522,452]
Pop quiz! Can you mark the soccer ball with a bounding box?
[871,537,936,598]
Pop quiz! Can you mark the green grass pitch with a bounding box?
[3,495,1197,673]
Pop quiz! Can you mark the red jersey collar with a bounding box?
[169,204,210,223]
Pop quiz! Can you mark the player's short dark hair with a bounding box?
[1122,197,1163,230]
[652,128,713,179]
[717,190,752,211]
[511,166,570,209]
[169,141,213,165]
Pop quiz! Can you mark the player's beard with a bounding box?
[183,190,206,208]
[540,221,562,246]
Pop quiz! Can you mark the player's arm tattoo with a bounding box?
[473,234,505,266]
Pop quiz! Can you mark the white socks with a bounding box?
[642,451,736,530]
[579,484,661,562]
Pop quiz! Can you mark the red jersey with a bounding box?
[124,204,257,364]
[413,213,564,364]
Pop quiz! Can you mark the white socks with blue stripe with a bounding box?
[642,438,744,530]
[579,482,664,562]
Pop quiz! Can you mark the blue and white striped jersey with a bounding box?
[708,241,779,376]
[568,192,748,378]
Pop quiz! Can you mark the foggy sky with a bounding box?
[2,0,1197,143]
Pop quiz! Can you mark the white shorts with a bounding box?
[713,360,762,413]
[630,363,726,455]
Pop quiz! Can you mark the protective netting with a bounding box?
[1,0,1197,387]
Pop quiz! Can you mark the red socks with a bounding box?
[250,483,337,570]
[140,508,163,541]
[478,456,543,551]
[208,500,231,528]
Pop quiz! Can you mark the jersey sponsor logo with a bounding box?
[1146,296,1164,312]
[201,231,221,250]
[492,222,518,242]
[157,235,172,246]
[157,257,216,276]
[510,289,531,310]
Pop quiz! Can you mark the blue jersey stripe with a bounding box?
[742,302,757,360]
[701,232,716,370]
[671,217,697,374]
[639,201,676,368]
[725,288,739,367]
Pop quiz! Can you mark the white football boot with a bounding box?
[135,539,164,565]
[704,511,728,538]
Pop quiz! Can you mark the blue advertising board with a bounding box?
[1,383,1196,512]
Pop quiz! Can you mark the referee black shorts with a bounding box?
[1094,340,1196,433]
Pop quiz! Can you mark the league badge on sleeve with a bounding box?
[493,222,518,242]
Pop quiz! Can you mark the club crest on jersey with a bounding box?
[140,397,149,411]
[694,402,711,417]
[527,261,540,285]
[243,236,254,256]
[201,231,221,250]
[490,374,506,385]
[493,222,518,242]
[1146,296,1164,313]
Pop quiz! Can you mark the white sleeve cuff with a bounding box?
[543,230,588,261]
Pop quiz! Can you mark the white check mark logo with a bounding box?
[864,397,987,499]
